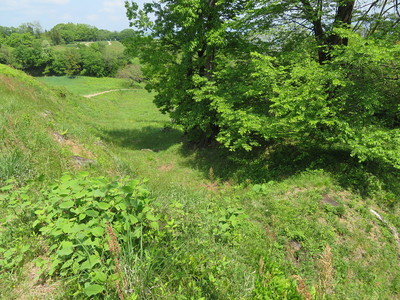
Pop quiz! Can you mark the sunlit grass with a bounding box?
[37,76,136,96]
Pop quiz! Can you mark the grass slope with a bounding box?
[1,66,399,299]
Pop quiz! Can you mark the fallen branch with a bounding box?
[370,208,400,259]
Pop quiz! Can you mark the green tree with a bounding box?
[49,51,67,75]
[125,0,248,142]
[5,33,52,73]
[4,32,35,48]
[248,0,400,63]
[98,29,118,41]
[0,45,16,66]
[76,24,99,41]
[49,23,77,44]
[116,64,143,85]
[126,1,400,168]
[117,28,136,41]
[64,48,81,77]
[19,21,43,37]
[0,26,19,37]
[79,43,106,77]
[48,28,64,45]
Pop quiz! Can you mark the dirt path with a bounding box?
[83,89,139,98]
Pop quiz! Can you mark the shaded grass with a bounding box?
[179,141,400,207]
[102,126,181,151]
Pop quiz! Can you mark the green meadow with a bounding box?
[37,76,135,96]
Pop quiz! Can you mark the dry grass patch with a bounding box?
[13,261,61,300]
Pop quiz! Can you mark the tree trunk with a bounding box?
[197,0,218,78]
[327,1,355,48]
[302,0,355,63]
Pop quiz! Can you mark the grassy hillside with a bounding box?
[1,65,399,299]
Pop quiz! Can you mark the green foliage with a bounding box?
[0,179,38,271]
[0,45,16,66]
[187,32,400,168]
[116,64,144,85]
[254,258,302,299]
[0,22,131,77]
[1,170,301,299]
[79,44,107,77]
[126,1,400,170]
[125,0,249,143]
[2,173,160,297]
[47,23,132,45]
[213,207,247,243]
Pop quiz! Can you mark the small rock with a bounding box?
[289,240,302,252]
[53,132,66,143]
[322,194,339,207]
[70,156,96,166]
[40,110,52,118]
[94,140,106,147]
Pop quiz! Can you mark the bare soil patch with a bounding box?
[158,164,174,172]
[83,89,136,98]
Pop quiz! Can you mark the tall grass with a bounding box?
[0,150,32,182]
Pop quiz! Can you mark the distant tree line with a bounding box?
[0,22,135,44]
[46,23,136,45]
[0,22,138,77]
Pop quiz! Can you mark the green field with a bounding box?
[37,76,141,96]
[1,67,399,299]
[52,41,125,53]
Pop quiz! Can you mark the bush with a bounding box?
[2,173,160,298]
[116,64,143,85]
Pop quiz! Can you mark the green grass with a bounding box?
[1,68,400,299]
[66,78,400,298]
[102,41,125,55]
[37,76,136,96]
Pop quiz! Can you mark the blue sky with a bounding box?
[0,0,148,32]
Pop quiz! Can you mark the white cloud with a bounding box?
[21,7,57,18]
[60,13,74,21]
[0,0,30,12]
[109,15,124,22]
[101,0,124,13]
[86,14,100,22]
[35,0,70,4]
[0,0,68,12]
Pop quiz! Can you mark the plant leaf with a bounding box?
[59,200,74,209]
[84,284,104,296]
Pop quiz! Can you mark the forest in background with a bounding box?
[0,22,140,78]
